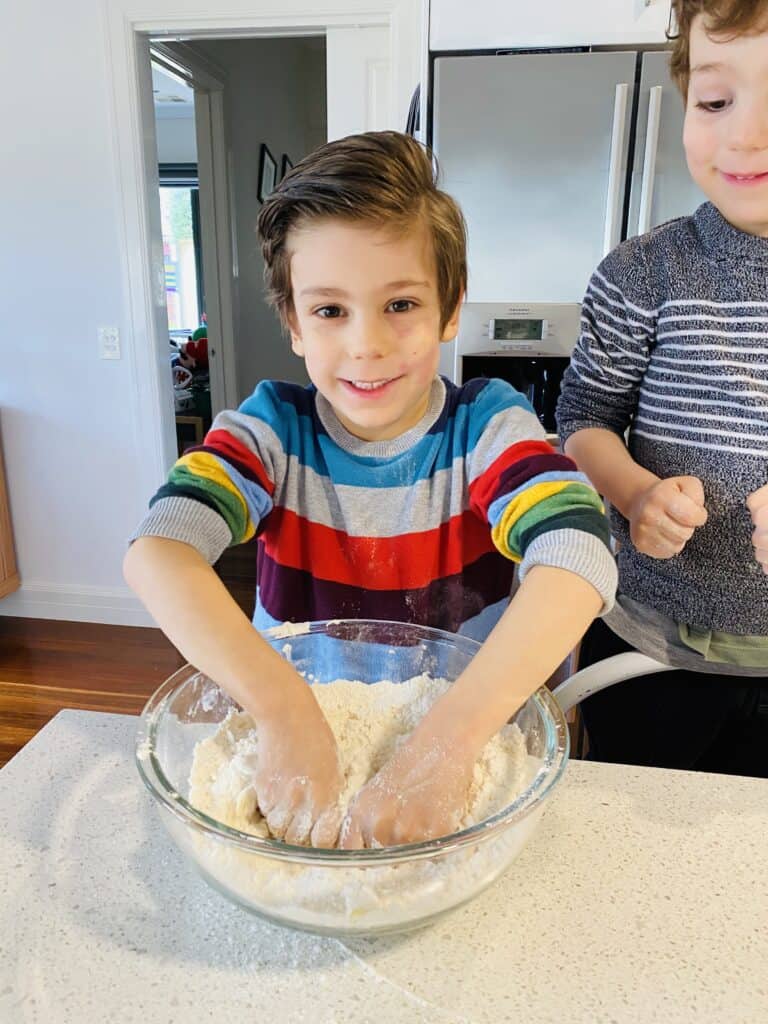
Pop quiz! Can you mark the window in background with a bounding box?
[159,164,205,336]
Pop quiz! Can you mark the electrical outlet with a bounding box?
[98,326,121,360]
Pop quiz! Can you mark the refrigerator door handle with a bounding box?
[603,83,631,256]
[637,85,664,235]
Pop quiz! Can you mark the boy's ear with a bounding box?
[286,308,305,356]
[440,291,464,343]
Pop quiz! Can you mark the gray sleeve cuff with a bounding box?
[128,496,233,566]
[518,528,618,614]
[555,418,626,449]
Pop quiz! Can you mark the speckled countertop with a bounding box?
[2,710,767,1023]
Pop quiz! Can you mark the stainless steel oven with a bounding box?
[439,302,582,439]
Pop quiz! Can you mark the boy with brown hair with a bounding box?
[557,0,768,775]
[125,131,616,848]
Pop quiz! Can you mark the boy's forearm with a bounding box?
[424,565,602,752]
[564,427,659,519]
[123,536,308,721]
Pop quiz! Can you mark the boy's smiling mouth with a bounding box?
[720,169,768,185]
[342,377,401,393]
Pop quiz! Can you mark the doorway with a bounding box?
[152,59,212,455]
[154,35,332,610]
[150,36,331,460]
[104,0,421,532]
[104,4,421,614]
[135,13,411,615]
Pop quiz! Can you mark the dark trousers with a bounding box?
[577,616,768,778]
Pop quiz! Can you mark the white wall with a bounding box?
[0,0,421,626]
[189,37,326,400]
[153,62,197,163]
[156,116,197,164]
[1,0,154,624]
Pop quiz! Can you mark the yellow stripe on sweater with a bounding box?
[491,480,572,559]
[177,450,253,536]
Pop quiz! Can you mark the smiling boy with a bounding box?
[125,132,616,848]
[557,1,768,775]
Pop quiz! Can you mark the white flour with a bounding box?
[186,675,537,932]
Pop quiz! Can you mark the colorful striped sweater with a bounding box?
[133,375,617,638]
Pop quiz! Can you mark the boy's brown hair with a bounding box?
[669,0,768,98]
[256,131,467,332]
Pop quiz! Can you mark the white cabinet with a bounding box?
[430,0,672,51]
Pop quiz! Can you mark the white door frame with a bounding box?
[104,1,422,501]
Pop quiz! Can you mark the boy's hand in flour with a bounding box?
[339,721,476,849]
[255,687,344,847]
[747,482,768,573]
[628,475,708,559]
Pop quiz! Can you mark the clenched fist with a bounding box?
[628,476,708,559]
[747,482,768,574]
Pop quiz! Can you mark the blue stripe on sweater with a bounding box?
[238,378,534,489]
[214,455,274,527]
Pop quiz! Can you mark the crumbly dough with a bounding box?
[187,674,533,931]
[190,674,526,840]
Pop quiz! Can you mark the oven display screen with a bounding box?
[492,318,544,342]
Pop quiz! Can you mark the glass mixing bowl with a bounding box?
[136,619,569,936]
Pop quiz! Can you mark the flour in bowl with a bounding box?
[186,674,537,932]
[190,674,527,838]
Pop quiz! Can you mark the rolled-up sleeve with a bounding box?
[467,381,617,612]
[129,384,284,564]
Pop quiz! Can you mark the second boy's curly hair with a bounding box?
[669,0,768,97]
[256,131,467,332]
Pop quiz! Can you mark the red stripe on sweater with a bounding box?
[261,507,495,589]
[469,439,555,514]
[204,429,275,495]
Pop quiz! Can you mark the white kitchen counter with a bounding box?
[1,710,767,1024]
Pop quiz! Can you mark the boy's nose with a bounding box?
[347,316,390,359]
[728,101,768,151]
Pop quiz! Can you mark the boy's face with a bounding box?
[683,14,768,237]
[286,218,460,442]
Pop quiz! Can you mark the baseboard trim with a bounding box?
[0,581,155,627]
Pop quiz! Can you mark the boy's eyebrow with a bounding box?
[298,280,431,298]
[690,62,727,75]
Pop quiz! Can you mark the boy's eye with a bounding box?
[314,305,344,319]
[388,299,416,313]
[696,99,730,112]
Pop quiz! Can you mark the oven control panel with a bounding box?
[439,302,582,382]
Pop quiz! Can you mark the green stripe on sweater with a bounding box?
[165,466,249,543]
[507,484,606,556]
[516,505,612,556]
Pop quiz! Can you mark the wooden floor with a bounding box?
[0,617,184,768]
[0,542,258,768]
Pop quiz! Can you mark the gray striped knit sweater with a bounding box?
[557,202,768,636]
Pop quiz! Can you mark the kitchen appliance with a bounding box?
[431,48,704,302]
[439,301,581,434]
[431,47,705,428]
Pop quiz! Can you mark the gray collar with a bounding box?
[694,201,768,265]
[315,376,446,457]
